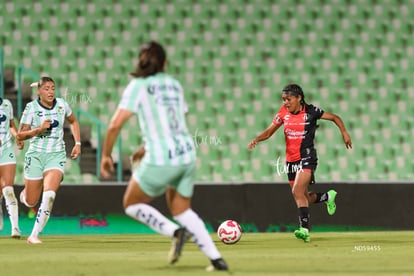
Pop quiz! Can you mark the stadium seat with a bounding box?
[2,1,414,182]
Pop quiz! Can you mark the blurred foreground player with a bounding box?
[101,41,228,271]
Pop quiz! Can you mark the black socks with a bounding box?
[315,192,329,203]
[298,207,310,229]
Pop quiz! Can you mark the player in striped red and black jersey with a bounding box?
[248,84,352,242]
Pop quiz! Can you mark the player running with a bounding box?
[248,84,352,242]
[17,76,81,244]
[100,41,228,271]
[0,97,24,238]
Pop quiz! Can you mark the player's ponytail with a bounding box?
[130,41,166,78]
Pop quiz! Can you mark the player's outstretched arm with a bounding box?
[101,108,134,178]
[321,112,352,149]
[248,123,281,150]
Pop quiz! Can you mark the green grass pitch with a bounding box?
[1,231,413,275]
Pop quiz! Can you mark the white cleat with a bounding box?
[11,228,22,239]
[27,235,42,244]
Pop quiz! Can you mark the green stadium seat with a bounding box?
[2,1,413,182]
[65,158,81,175]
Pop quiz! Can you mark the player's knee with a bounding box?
[291,188,298,198]
[23,198,38,208]
[123,195,140,210]
[123,201,130,210]
[292,186,305,199]
[25,196,39,207]
[19,191,38,207]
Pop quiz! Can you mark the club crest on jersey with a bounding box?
[283,114,290,121]
[58,106,65,114]
[274,115,283,124]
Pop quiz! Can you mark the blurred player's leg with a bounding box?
[206,258,229,271]
[166,173,228,270]
[174,208,228,270]
[168,227,191,264]
[124,177,179,237]
[125,203,179,237]
[2,186,21,238]
[125,202,190,264]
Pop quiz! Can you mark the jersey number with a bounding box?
[167,107,179,131]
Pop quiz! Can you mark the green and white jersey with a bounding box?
[20,98,72,153]
[119,73,196,166]
[0,98,14,150]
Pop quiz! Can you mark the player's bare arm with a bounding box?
[248,123,281,150]
[131,144,146,163]
[9,119,24,149]
[66,113,81,159]
[321,112,352,149]
[16,121,51,141]
[101,108,134,178]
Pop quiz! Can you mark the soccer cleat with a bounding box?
[326,190,337,215]
[27,235,42,244]
[206,258,229,271]
[294,227,310,242]
[168,227,191,264]
[11,228,21,239]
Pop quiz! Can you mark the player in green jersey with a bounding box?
[101,41,228,271]
[0,98,24,238]
[17,76,81,244]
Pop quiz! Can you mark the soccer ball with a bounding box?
[217,220,242,244]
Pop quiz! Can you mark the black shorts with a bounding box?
[286,158,317,184]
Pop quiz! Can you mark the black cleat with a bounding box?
[206,258,229,271]
[168,227,191,264]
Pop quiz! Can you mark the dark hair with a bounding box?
[32,76,55,88]
[130,41,166,78]
[282,83,306,104]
